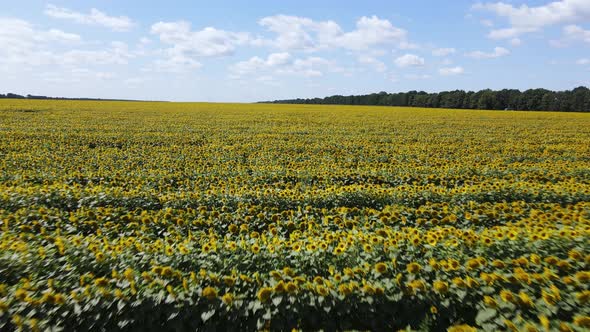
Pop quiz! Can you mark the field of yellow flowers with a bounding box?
[0,99,589,331]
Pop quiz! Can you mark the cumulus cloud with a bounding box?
[357,55,387,72]
[563,25,590,43]
[59,42,134,66]
[0,18,80,66]
[257,15,410,51]
[480,19,494,27]
[229,52,292,76]
[276,56,335,77]
[394,54,424,67]
[473,0,590,39]
[0,18,80,46]
[150,55,202,73]
[151,21,250,57]
[510,38,522,46]
[0,17,140,72]
[229,53,344,79]
[38,70,113,84]
[405,74,431,80]
[432,48,456,57]
[439,66,464,76]
[45,4,135,31]
[465,46,510,59]
[149,21,251,72]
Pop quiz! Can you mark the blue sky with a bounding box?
[1,0,589,101]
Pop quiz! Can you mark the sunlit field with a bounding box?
[0,100,589,331]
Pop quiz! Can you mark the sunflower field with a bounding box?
[0,99,589,331]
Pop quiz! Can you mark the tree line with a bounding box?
[0,93,155,102]
[263,87,590,112]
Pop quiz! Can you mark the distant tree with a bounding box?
[266,87,590,112]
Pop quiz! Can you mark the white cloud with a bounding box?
[46,29,81,42]
[45,4,135,31]
[150,21,251,73]
[548,25,590,47]
[38,68,116,84]
[150,55,202,73]
[465,46,510,59]
[266,52,292,66]
[563,24,590,43]
[229,52,291,76]
[405,74,431,80]
[255,75,280,86]
[257,15,323,50]
[510,38,522,46]
[151,21,250,57]
[258,15,410,51]
[480,19,494,27]
[279,56,332,77]
[441,58,453,65]
[576,58,590,65]
[229,53,344,79]
[432,47,456,57]
[394,54,424,67]
[0,18,80,47]
[357,55,387,72]
[59,42,134,66]
[0,18,82,67]
[487,27,536,39]
[330,16,408,50]
[439,66,464,76]
[124,77,149,87]
[474,0,590,39]
[387,73,399,82]
[0,17,140,71]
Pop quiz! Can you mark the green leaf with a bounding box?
[272,296,282,306]
[201,309,215,322]
[476,308,497,324]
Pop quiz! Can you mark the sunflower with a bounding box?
[94,278,109,288]
[481,237,493,245]
[452,277,466,288]
[406,262,422,274]
[433,280,449,294]
[483,295,497,308]
[316,285,329,297]
[503,319,518,332]
[500,289,515,303]
[538,315,549,331]
[269,270,282,281]
[518,291,533,307]
[575,271,590,283]
[251,244,261,254]
[375,262,387,274]
[407,279,426,293]
[202,286,218,300]
[447,324,477,332]
[568,249,583,261]
[541,290,557,306]
[576,290,590,304]
[285,282,298,294]
[257,287,272,302]
[274,281,286,293]
[466,258,480,270]
[338,284,352,296]
[573,316,590,328]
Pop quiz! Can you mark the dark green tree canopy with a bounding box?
[263,87,590,112]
